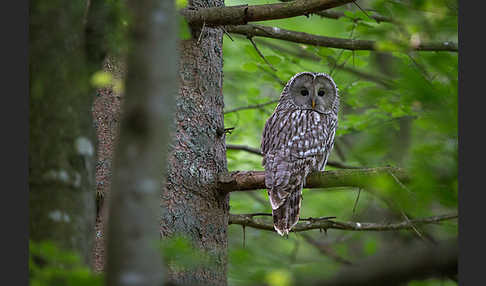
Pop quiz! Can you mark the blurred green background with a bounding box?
[222,1,457,285]
[29,1,458,285]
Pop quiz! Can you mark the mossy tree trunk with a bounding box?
[160,0,229,285]
[29,1,97,264]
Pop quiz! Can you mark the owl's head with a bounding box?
[280,72,339,115]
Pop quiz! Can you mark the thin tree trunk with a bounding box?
[105,0,177,285]
[29,1,96,265]
[160,0,229,285]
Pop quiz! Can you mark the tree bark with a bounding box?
[29,1,96,265]
[105,0,177,285]
[160,0,229,285]
[218,167,407,192]
[182,0,355,26]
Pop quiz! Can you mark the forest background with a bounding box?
[29,0,458,286]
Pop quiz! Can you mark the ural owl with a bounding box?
[261,72,339,236]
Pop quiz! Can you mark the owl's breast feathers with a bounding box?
[261,109,336,169]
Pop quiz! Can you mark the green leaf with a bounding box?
[266,55,282,66]
[242,62,258,72]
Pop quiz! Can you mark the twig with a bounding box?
[247,36,277,71]
[221,26,234,41]
[352,187,361,216]
[197,21,206,45]
[399,209,426,242]
[329,22,357,77]
[229,213,457,232]
[352,0,378,24]
[224,100,279,114]
[388,169,414,197]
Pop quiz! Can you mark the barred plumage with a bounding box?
[261,72,339,236]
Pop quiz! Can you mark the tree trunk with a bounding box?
[104,0,177,285]
[29,1,96,264]
[160,1,229,285]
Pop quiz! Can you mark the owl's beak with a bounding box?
[312,99,316,109]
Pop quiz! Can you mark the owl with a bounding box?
[261,72,339,236]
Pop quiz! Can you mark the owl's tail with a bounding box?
[271,188,302,236]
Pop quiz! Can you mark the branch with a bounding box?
[225,24,458,52]
[218,167,407,192]
[226,144,262,156]
[247,36,277,71]
[181,0,355,27]
[228,213,457,232]
[226,144,362,169]
[224,99,279,114]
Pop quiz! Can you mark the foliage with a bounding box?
[29,241,103,286]
[223,1,457,285]
[29,0,458,285]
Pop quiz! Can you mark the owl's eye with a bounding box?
[318,90,325,97]
[300,89,309,96]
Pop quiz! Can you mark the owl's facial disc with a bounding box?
[289,73,337,114]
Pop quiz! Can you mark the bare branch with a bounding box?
[229,213,457,232]
[225,24,458,52]
[247,36,277,71]
[226,144,262,156]
[182,0,355,27]
[224,100,279,114]
[218,167,407,192]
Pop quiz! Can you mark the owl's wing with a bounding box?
[261,113,275,165]
[318,115,338,170]
[264,150,302,209]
